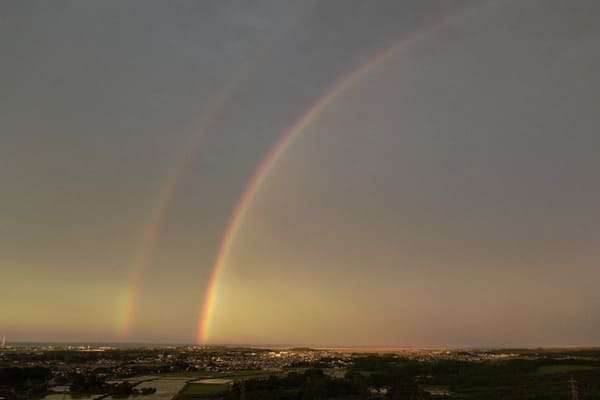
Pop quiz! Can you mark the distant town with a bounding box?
[2,341,600,399]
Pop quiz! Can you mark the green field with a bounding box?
[537,364,599,375]
[420,385,454,396]
[161,371,207,378]
[171,369,304,399]
[163,369,286,380]
[323,368,347,378]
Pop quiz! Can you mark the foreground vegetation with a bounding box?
[174,353,600,400]
[209,358,600,400]
[3,347,600,399]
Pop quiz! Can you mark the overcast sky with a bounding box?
[1,0,600,346]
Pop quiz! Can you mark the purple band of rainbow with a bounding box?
[118,74,243,338]
[195,6,477,343]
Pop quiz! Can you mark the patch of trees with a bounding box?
[0,367,52,399]
[69,373,156,397]
[0,366,52,386]
[225,368,431,400]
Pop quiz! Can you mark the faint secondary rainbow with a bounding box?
[117,60,255,338]
[196,6,482,344]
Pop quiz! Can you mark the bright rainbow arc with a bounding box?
[118,69,248,338]
[195,6,479,344]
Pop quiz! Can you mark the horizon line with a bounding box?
[5,340,600,350]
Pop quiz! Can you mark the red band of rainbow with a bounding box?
[195,5,479,343]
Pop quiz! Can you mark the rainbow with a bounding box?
[196,5,482,344]
[118,63,252,338]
